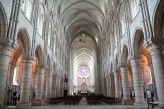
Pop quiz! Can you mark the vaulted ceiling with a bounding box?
[56,0,110,45]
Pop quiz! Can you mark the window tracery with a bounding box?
[20,0,33,21]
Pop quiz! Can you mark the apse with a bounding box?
[70,34,97,94]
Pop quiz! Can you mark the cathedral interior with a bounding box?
[0,0,164,109]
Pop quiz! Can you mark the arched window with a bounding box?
[120,4,126,36]
[20,0,26,13]
[53,31,57,53]
[26,0,32,20]
[48,21,52,47]
[114,22,118,46]
[37,4,45,36]
[20,0,33,21]
[130,0,139,20]
[78,65,90,76]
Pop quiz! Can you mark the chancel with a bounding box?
[0,0,164,109]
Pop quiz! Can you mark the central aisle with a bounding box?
[78,97,87,105]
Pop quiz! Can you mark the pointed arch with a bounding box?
[121,45,129,65]
[133,28,144,57]
[0,3,8,39]
[153,0,164,38]
[17,28,31,56]
[35,44,43,66]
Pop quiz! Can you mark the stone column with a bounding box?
[130,57,147,107]
[60,78,64,97]
[121,66,132,104]
[114,71,121,98]
[52,74,57,97]
[108,76,112,97]
[5,64,15,105]
[17,56,33,107]
[55,77,58,97]
[106,77,109,96]
[0,46,13,106]
[149,44,164,108]
[33,67,44,105]
[57,82,60,97]
[45,70,53,98]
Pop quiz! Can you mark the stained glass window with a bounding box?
[78,65,90,76]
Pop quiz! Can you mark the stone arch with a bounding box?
[16,28,31,56]
[121,45,129,65]
[9,28,31,67]
[0,3,8,39]
[133,28,144,57]
[37,3,46,36]
[35,44,43,66]
[153,0,164,38]
[6,29,31,92]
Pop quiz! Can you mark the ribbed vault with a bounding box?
[57,0,109,44]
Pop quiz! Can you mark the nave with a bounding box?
[0,0,164,109]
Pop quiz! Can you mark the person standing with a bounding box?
[131,90,135,102]
[12,90,17,105]
[146,89,152,103]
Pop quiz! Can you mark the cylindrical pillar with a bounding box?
[130,57,146,107]
[149,44,164,108]
[33,67,44,105]
[18,56,33,105]
[0,46,13,106]
[52,74,57,97]
[114,71,121,98]
[45,71,53,98]
[121,66,130,100]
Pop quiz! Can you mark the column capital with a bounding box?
[149,43,163,56]
[37,65,45,69]
[120,66,128,72]
[47,72,53,77]
[0,44,14,55]
[143,37,164,48]
[23,55,35,61]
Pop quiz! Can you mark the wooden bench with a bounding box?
[46,97,64,105]
[64,96,82,105]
